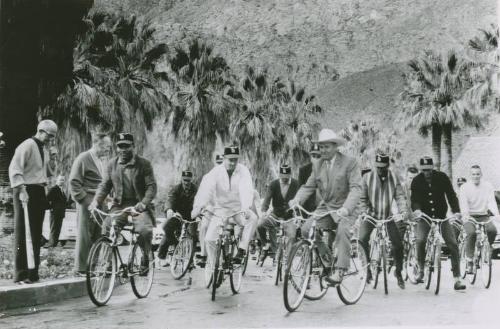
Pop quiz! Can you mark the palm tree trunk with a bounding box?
[431,124,442,171]
[442,123,453,178]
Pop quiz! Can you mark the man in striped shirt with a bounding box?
[359,153,407,289]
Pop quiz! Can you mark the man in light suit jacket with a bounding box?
[291,128,362,284]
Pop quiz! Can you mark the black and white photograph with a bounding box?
[0,0,499,328]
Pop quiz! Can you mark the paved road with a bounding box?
[0,257,498,329]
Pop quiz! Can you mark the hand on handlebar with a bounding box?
[336,207,348,218]
[288,199,299,209]
[134,202,146,213]
[88,200,99,212]
[412,209,422,219]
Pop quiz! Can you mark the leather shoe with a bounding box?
[325,269,343,286]
[396,273,405,289]
[454,280,466,290]
[416,271,424,284]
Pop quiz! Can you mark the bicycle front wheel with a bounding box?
[170,238,194,280]
[459,239,467,279]
[424,244,434,290]
[304,248,328,301]
[406,242,419,284]
[283,240,311,312]
[230,240,247,294]
[480,242,492,288]
[274,243,283,286]
[381,243,388,295]
[433,243,441,295]
[211,242,223,301]
[129,243,155,299]
[337,240,368,305]
[370,241,381,289]
[86,237,117,306]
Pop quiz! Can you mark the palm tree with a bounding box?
[167,39,236,177]
[44,12,170,173]
[462,24,500,112]
[398,50,486,177]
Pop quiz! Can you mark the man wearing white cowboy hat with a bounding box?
[290,128,362,284]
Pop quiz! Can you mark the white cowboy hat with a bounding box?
[315,129,346,145]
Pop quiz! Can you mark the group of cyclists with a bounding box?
[85,127,499,305]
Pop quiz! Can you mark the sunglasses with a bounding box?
[311,154,321,159]
[117,144,132,149]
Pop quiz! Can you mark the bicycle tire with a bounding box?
[230,240,246,294]
[337,240,368,305]
[469,243,478,285]
[170,238,194,280]
[211,242,222,301]
[425,243,434,290]
[304,248,328,301]
[459,239,467,279]
[401,233,410,281]
[406,243,419,284]
[283,240,311,312]
[381,243,388,295]
[434,243,441,295]
[274,243,283,286]
[370,241,380,289]
[86,237,117,307]
[129,243,155,299]
[480,242,492,288]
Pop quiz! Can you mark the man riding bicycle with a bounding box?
[290,129,362,284]
[411,156,465,290]
[191,145,258,267]
[89,133,157,272]
[258,164,300,259]
[359,153,407,289]
[158,170,198,263]
[458,165,499,274]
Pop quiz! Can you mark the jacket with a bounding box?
[69,150,105,204]
[262,178,300,219]
[9,138,47,188]
[165,182,198,220]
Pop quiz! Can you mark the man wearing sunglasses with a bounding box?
[90,133,157,273]
[9,119,58,284]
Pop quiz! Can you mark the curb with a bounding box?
[0,277,86,311]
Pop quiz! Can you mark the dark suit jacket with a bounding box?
[95,155,157,212]
[410,170,459,218]
[47,185,67,218]
[165,182,198,220]
[298,163,316,212]
[262,178,300,219]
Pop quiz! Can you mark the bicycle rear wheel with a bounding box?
[433,243,441,295]
[170,238,194,280]
[337,240,368,305]
[370,241,381,289]
[86,237,117,306]
[283,240,311,312]
[230,240,247,294]
[274,242,283,286]
[381,244,388,295]
[129,243,155,299]
[480,242,492,288]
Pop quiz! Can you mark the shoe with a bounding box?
[233,248,246,265]
[196,255,207,268]
[454,280,466,290]
[366,268,373,284]
[325,269,343,286]
[416,271,424,284]
[396,272,405,289]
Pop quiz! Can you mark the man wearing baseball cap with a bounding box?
[90,133,157,274]
[411,156,465,290]
[258,164,300,261]
[192,145,258,266]
[9,119,58,283]
[298,142,321,213]
[359,153,407,289]
[215,154,224,165]
[158,170,198,263]
[290,128,362,284]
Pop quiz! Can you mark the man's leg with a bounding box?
[158,217,180,259]
[283,222,297,256]
[27,185,46,282]
[52,213,64,247]
[358,220,374,263]
[48,211,58,247]
[388,221,405,288]
[12,186,28,283]
[238,211,258,251]
[416,220,430,282]
[485,219,498,246]
[442,221,466,289]
[204,218,220,269]
[74,203,93,273]
[464,222,476,259]
[257,215,278,252]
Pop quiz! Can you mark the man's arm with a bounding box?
[486,183,500,216]
[393,174,408,215]
[239,166,254,211]
[293,168,317,204]
[94,161,113,205]
[69,154,87,203]
[358,174,370,214]
[410,178,422,212]
[342,159,362,214]
[458,185,470,217]
[443,174,460,213]
[8,141,31,188]
[47,186,56,208]
[192,172,216,217]
[261,182,273,213]
[164,185,177,211]
[141,160,157,206]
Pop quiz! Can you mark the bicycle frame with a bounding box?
[464,216,493,269]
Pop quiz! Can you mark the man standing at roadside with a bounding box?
[9,120,58,284]
[46,175,68,247]
[69,132,111,276]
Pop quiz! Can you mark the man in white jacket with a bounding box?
[191,146,258,266]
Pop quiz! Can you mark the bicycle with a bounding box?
[402,219,419,284]
[459,216,494,288]
[169,214,201,280]
[416,213,455,295]
[361,214,398,295]
[283,204,368,312]
[263,214,299,286]
[86,207,155,306]
[203,210,249,301]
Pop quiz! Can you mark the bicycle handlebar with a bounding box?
[201,209,246,225]
[267,213,299,225]
[464,216,494,226]
[288,204,349,221]
[91,206,140,218]
[171,212,202,224]
[416,213,456,225]
[361,213,396,225]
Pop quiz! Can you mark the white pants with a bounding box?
[198,216,209,256]
[204,210,258,267]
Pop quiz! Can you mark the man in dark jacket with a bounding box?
[90,133,157,271]
[158,170,198,261]
[298,143,320,213]
[411,156,465,290]
[258,164,299,256]
[46,175,68,247]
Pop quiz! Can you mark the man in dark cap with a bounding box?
[457,177,467,189]
[215,154,224,166]
[298,142,321,213]
[158,170,198,263]
[359,153,407,289]
[411,156,465,290]
[258,164,300,260]
[90,133,157,273]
